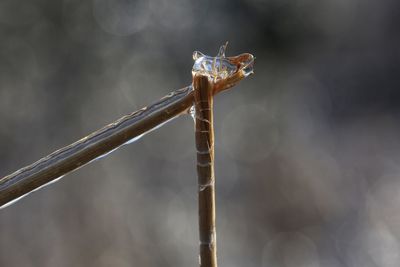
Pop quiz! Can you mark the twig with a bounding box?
[0,86,194,207]
[194,75,217,267]
[191,43,253,266]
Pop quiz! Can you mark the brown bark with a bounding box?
[0,86,194,207]
[193,75,217,267]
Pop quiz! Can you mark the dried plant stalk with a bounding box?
[0,87,194,207]
[193,75,217,267]
[191,43,253,266]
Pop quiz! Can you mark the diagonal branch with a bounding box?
[0,86,194,208]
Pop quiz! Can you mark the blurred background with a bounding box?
[0,0,400,266]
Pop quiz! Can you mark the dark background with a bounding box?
[1,0,400,266]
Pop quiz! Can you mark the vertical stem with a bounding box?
[193,75,217,267]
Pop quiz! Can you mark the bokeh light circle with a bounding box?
[220,104,279,163]
[93,0,150,36]
[262,232,320,267]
